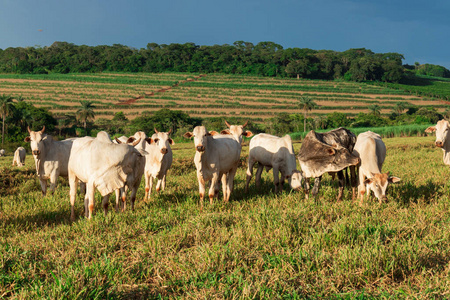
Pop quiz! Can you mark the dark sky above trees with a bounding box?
[0,0,448,69]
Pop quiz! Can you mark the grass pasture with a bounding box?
[0,72,446,121]
[2,136,450,298]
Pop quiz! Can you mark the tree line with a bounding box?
[0,41,408,82]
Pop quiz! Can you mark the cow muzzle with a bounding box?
[32,150,41,156]
[161,148,168,154]
[196,145,205,152]
[436,141,444,148]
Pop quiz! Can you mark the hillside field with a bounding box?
[0,73,447,121]
[2,135,450,298]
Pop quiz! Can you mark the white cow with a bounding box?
[12,147,26,167]
[426,120,450,166]
[142,129,174,201]
[184,126,242,207]
[246,133,302,193]
[24,126,78,195]
[353,131,401,203]
[0,149,5,156]
[68,131,145,220]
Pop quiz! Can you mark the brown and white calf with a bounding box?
[426,120,450,166]
[246,133,302,193]
[353,131,401,203]
[12,147,26,167]
[184,126,242,207]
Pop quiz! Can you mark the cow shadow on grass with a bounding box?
[392,180,442,205]
[1,208,72,232]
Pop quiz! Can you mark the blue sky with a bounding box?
[1,0,449,69]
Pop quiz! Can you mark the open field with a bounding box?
[0,73,447,121]
[2,135,450,298]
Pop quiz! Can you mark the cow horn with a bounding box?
[40,126,45,133]
[168,128,172,135]
[27,126,31,133]
[115,137,123,144]
[243,120,248,128]
[154,128,159,133]
[131,138,141,147]
[225,120,231,128]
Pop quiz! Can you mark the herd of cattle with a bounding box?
[2,119,450,220]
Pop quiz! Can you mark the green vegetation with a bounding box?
[1,136,450,298]
[0,42,406,82]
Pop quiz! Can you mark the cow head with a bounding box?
[148,128,174,155]
[24,126,46,175]
[286,170,303,191]
[426,120,450,148]
[363,172,401,202]
[183,126,218,153]
[220,121,253,144]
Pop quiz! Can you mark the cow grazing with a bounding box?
[184,125,242,207]
[425,120,450,166]
[246,133,302,193]
[141,129,174,201]
[12,147,26,166]
[353,131,401,203]
[0,149,5,156]
[68,131,145,220]
[24,126,78,195]
[298,130,360,200]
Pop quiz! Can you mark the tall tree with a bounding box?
[368,104,381,116]
[298,95,318,132]
[0,94,15,148]
[76,101,96,134]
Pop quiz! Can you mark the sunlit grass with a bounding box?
[2,136,450,298]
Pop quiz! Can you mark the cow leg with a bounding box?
[197,172,206,209]
[86,182,95,219]
[336,171,345,201]
[304,178,310,200]
[358,170,366,203]
[39,178,48,196]
[221,173,228,202]
[225,168,237,203]
[49,173,58,195]
[68,173,78,221]
[245,159,256,193]
[350,166,357,201]
[311,176,322,200]
[144,173,151,202]
[255,165,264,189]
[161,174,167,191]
[102,195,110,216]
[273,166,281,193]
[210,173,220,205]
[84,193,89,218]
[115,189,121,212]
[156,178,162,193]
[121,186,127,211]
[129,186,137,211]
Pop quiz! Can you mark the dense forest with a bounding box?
[0,41,412,82]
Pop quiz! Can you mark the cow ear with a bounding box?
[326,148,335,155]
[363,178,373,185]
[126,137,136,144]
[168,138,175,145]
[209,131,219,136]
[145,137,153,144]
[24,136,31,142]
[388,176,401,184]
[183,132,193,138]
[243,130,253,138]
[220,129,231,135]
[425,126,436,133]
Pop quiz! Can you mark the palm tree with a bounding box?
[393,102,408,116]
[0,94,15,148]
[298,95,318,132]
[76,101,96,134]
[368,104,381,116]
